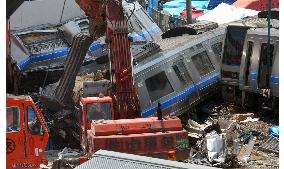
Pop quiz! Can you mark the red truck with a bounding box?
[6,95,49,169]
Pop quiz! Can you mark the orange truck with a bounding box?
[6,95,49,169]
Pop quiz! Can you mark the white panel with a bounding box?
[10,0,85,31]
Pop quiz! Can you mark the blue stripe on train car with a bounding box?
[17,25,161,71]
[17,41,102,71]
[271,74,279,84]
[142,72,220,117]
[249,71,257,80]
[132,26,161,42]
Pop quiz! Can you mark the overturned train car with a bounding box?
[220,16,279,110]
[133,26,225,117]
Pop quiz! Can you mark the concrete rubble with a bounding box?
[184,102,279,168]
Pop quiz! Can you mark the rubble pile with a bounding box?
[184,102,279,168]
[39,69,108,150]
[41,148,83,169]
[72,70,106,105]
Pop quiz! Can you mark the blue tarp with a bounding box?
[147,0,159,15]
[207,0,236,10]
[163,0,210,16]
[268,126,279,138]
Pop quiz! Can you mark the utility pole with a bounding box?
[266,0,271,87]
[186,0,192,24]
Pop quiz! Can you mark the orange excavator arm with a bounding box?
[76,0,141,119]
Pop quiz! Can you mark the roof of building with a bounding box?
[75,150,217,169]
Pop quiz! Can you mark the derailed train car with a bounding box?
[133,26,225,117]
[220,16,279,110]
[11,0,162,72]
[238,28,279,109]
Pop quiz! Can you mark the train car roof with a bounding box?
[133,26,226,76]
[225,16,279,29]
[247,27,279,36]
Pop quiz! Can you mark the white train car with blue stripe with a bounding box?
[133,26,225,117]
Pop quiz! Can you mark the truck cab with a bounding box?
[6,95,48,169]
[79,94,114,152]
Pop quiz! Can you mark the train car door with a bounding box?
[257,42,275,90]
[239,39,255,91]
[188,45,219,98]
[158,56,199,116]
[270,42,279,97]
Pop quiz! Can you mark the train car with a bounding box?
[238,28,278,109]
[239,28,279,96]
[133,26,225,118]
[220,17,279,85]
[221,16,279,109]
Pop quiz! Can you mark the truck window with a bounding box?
[222,26,249,66]
[27,106,42,135]
[145,71,174,102]
[172,60,193,85]
[211,42,222,60]
[87,102,112,122]
[6,107,20,132]
[191,51,214,77]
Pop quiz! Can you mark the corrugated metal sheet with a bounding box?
[75,150,217,169]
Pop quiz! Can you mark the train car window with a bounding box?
[258,43,274,89]
[245,41,254,85]
[211,42,223,59]
[172,60,193,85]
[145,71,174,102]
[6,107,20,132]
[196,43,203,49]
[192,51,214,77]
[27,106,43,135]
[222,26,250,66]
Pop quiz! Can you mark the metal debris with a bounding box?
[231,113,254,121]
[205,131,225,163]
[259,136,279,154]
[58,147,82,159]
[240,137,256,164]
[40,33,92,111]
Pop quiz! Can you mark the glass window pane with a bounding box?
[145,71,174,102]
[27,106,42,135]
[222,26,249,65]
[87,102,112,122]
[258,43,274,89]
[192,51,214,76]
[172,60,193,85]
[245,41,254,85]
[6,107,20,132]
[211,42,222,59]
[260,43,274,67]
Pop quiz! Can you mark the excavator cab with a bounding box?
[79,95,114,151]
[6,95,48,169]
